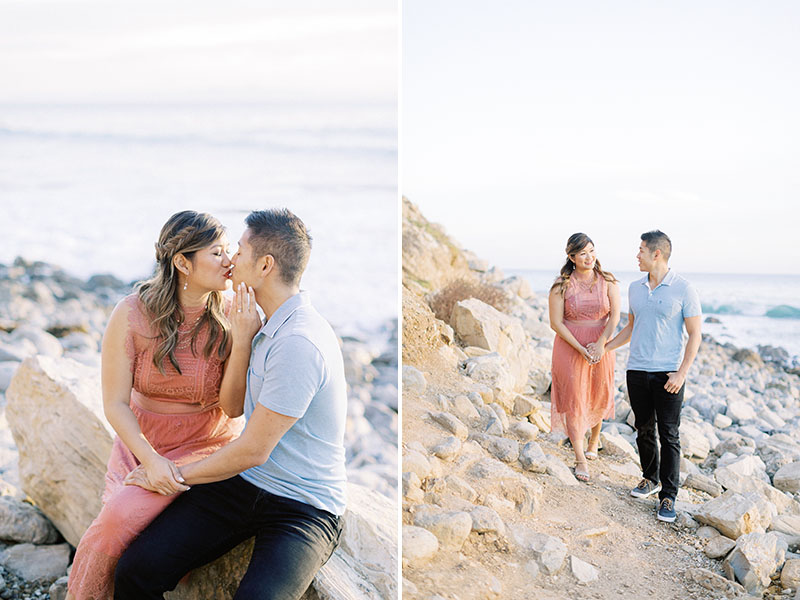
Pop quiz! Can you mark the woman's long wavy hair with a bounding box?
[550,232,617,296]
[135,211,230,375]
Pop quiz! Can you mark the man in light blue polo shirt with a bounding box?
[606,230,701,523]
[116,209,347,600]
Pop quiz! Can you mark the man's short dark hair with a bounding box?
[245,209,312,286]
[641,230,672,261]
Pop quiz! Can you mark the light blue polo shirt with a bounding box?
[627,270,701,372]
[239,291,348,516]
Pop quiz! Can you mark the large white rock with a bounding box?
[723,531,787,595]
[680,421,710,460]
[451,299,533,392]
[0,496,60,544]
[774,462,800,493]
[695,490,774,540]
[0,542,71,583]
[468,458,543,515]
[401,525,438,565]
[727,398,757,423]
[462,353,517,410]
[6,356,396,600]
[413,510,472,551]
[6,355,113,546]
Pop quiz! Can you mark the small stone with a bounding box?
[402,450,431,480]
[402,366,427,395]
[470,506,506,536]
[431,436,462,461]
[413,510,473,551]
[508,420,539,442]
[519,441,548,473]
[428,412,469,440]
[705,535,736,559]
[48,576,69,600]
[402,525,438,564]
[444,474,478,502]
[569,555,598,583]
[544,456,579,486]
[714,413,733,429]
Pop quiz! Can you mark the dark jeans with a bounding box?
[627,370,684,501]
[114,475,342,600]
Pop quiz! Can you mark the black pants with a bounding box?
[627,370,684,501]
[114,475,342,600]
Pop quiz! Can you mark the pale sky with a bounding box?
[0,0,396,104]
[402,1,800,274]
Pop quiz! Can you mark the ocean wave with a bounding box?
[701,303,743,316]
[765,305,800,319]
[702,302,800,320]
[0,126,396,156]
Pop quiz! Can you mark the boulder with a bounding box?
[450,299,532,388]
[468,433,519,463]
[514,531,567,575]
[402,366,427,396]
[544,456,579,487]
[599,431,639,462]
[704,535,736,559]
[6,356,113,546]
[0,542,70,583]
[0,496,60,544]
[519,442,548,474]
[462,353,516,410]
[680,421,710,459]
[774,462,800,493]
[685,567,747,597]
[695,490,774,540]
[431,436,462,461]
[723,531,787,595]
[469,506,506,536]
[428,411,469,441]
[684,473,723,498]
[413,510,472,551]
[468,458,543,515]
[727,398,757,423]
[6,356,396,600]
[781,558,800,589]
[401,525,438,565]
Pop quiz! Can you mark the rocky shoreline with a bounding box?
[0,256,397,599]
[402,198,800,599]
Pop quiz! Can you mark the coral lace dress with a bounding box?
[68,294,243,600]
[550,275,615,439]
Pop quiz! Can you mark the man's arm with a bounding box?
[605,311,634,352]
[180,404,297,485]
[125,404,297,490]
[665,315,702,394]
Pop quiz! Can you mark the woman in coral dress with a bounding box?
[67,211,261,600]
[548,232,620,482]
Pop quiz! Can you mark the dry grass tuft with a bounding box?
[428,278,511,324]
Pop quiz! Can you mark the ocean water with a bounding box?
[509,269,800,363]
[0,103,397,337]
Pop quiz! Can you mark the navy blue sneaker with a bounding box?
[630,478,661,498]
[657,497,676,522]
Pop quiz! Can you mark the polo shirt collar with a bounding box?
[259,291,310,338]
[639,269,675,289]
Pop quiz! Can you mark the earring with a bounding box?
[183,280,188,291]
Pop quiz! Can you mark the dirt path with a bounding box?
[402,354,731,600]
